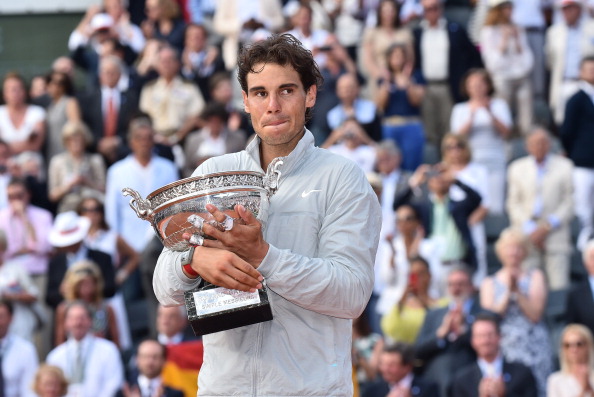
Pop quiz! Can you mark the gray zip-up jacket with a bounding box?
[153,130,382,396]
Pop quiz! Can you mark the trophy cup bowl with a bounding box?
[122,170,274,335]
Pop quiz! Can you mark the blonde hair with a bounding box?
[62,260,104,304]
[441,133,472,165]
[32,364,69,396]
[494,227,528,261]
[61,120,93,147]
[559,324,594,373]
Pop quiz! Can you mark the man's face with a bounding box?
[562,4,582,26]
[336,75,358,104]
[156,306,185,337]
[129,126,155,158]
[185,25,206,52]
[379,352,411,385]
[447,270,472,300]
[422,0,442,25]
[7,183,30,210]
[526,131,550,162]
[242,63,316,157]
[471,320,500,360]
[99,62,121,89]
[137,340,166,379]
[375,150,400,175]
[157,48,180,80]
[0,305,12,338]
[64,305,92,341]
[581,60,594,85]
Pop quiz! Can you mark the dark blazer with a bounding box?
[362,376,439,397]
[566,280,594,335]
[412,22,482,103]
[561,89,594,169]
[45,247,116,309]
[116,367,185,397]
[451,360,538,397]
[414,298,482,397]
[394,179,482,270]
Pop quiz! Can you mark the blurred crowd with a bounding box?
[2,0,594,396]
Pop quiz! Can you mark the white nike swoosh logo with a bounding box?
[301,189,322,198]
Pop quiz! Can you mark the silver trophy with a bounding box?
[122,169,280,335]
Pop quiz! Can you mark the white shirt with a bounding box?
[0,334,38,397]
[512,0,546,28]
[0,105,45,144]
[327,143,377,173]
[478,354,504,378]
[137,375,162,397]
[46,334,123,397]
[101,86,121,116]
[105,155,179,252]
[157,332,184,345]
[381,170,400,239]
[420,18,449,81]
[565,24,583,80]
[0,261,39,342]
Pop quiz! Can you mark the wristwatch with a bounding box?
[181,245,199,278]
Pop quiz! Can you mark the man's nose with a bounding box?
[266,93,281,113]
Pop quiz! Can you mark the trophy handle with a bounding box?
[122,187,154,221]
[264,158,283,197]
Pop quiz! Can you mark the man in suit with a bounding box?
[80,55,139,165]
[452,312,538,397]
[507,128,574,290]
[566,240,594,335]
[562,56,594,251]
[415,266,481,397]
[363,342,438,397]
[413,0,482,147]
[45,211,115,310]
[119,339,184,397]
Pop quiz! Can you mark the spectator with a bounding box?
[321,118,377,173]
[376,43,425,172]
[45,211,115,311]
[54,260,120,348]
[117,339,184,397]
[46,301,124,397]
[44,71,82,162]
[141,0,186,52]
[29,75,48,106]
[12,151,54,214]
[547,323,594,396]
[0,140,11,209]
[480,227,552,396]
[480,0,534,136]
[47,121,106,214]
[452,312,538,397]
[415,265,481,397]
[507,128,574,291]
[441,133,489,287]
[103,0,146,55]
[0,72,46,156]
[183,102,247,178]
[545,0,594,126]
[565,240,594,337]
[352,311,384,395]
[413,0,482,147]
[362,342,439,397]
[0,299,39,397]
[450,68,512,215]
[561,56,594,251]
[32,364,69,397]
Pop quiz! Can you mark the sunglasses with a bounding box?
[563,340,586,349]
[445,143,465,151]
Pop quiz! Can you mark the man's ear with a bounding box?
[242,91,250,114]
[305,85,317,108]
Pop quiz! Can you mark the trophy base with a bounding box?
[184,283,273,336]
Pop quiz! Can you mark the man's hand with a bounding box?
[529,226,549,251]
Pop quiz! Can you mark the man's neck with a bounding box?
[135,154,152,167]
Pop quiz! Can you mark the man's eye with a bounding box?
[280,88,293,95]
[254,91,267,97]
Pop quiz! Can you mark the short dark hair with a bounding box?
[460,68,495,99]
[473,311,502,335]
[8,177,30,193]
[200,101,229,123]
[237,34,323,122]
[383,342,415,366]
[581,55,594,67]
[0,299,14,316]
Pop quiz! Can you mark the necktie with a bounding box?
[0,340,5,397]
[71,343,84,383]
[104,93,118,137]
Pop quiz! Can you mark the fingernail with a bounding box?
[256,283,262,289]
[258,275,264,281]
[250,288,257,293]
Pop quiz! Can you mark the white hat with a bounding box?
[489,0,512,7]
[49,211,91,248]
[558,0,582,7]
[90,13,114,32]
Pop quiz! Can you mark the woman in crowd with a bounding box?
[54,260,120,348]
[352,311,383,395]
[32,364,69,397]
[380,256,443,344]
[480,0,533,136]
[440,133,489,286]
[44,71,81,161]
[480,227,552,396]
[450,68,512,215]
[547,324,594,396]
[375,43,425,172]
[47,120,105,213]
[0,72,46,155]
[141,0,186,52]
[321,118,377,173]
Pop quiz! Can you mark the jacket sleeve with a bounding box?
[257,166,382,319]
[453,179,482,215]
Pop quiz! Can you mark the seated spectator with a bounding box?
[375,43,425,172]
[46,301,124,397]
[547,323,594,396]
[480,227,552,397]
[441,133,489,286]
[0,72,46,156]
[450,68,512,215]
[32,364,69,397]
[452,312,538,397]
[117,339,184,397]
[352,311,384,395]
[566,240,594,338]
[321,118,377,173]
[47,121,106,214]
[54,260,119,348]
[12,151,55,214]
[362,342,438,397]
[141,0,187,52]
[0,299,39,397]
[415,265,481,397]
[381,256,444,344]
[183,102,247,178]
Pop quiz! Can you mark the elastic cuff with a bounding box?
[256,244,281,277]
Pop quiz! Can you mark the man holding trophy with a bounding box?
[152,34,382,396]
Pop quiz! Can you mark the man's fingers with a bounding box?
[236,204,258,225]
